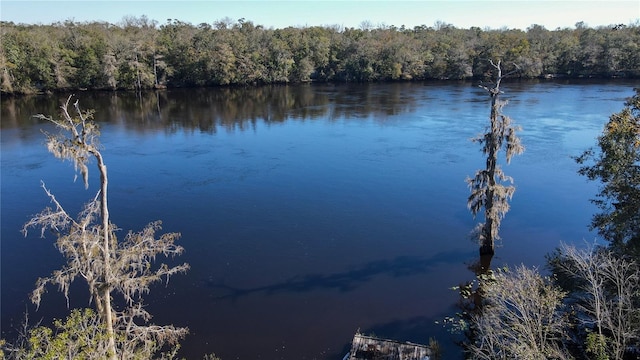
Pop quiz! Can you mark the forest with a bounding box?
[1,14,639,359]
[1,16,639,94]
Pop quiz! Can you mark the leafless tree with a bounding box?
[554,243,640,360]
[466,265,571,360]
[467,60,524,256]
[22,96,189,359]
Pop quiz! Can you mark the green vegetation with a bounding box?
[1,17,639,94]
[575,89,640,255]
[4,309,111,359]
[1,308,194,359]
[1,13,638,354]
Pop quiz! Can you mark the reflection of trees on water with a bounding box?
[1,84,420,133]
[1,96,64,129]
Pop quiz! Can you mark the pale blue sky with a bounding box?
[1,1,638,30]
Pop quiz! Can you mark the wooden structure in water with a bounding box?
[344,333,433,360]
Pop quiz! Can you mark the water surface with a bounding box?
[1,81,637,359]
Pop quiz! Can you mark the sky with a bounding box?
[1,0,638,30]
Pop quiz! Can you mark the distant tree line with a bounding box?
[1,16,639,94]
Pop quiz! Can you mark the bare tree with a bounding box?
[554,243,640,360]
[466,265,571,360]
[467,60,524,256]
[22,96,189,359]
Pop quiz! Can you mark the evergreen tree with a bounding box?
[576,88,640,254]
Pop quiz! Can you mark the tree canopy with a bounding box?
[576,88,640,254]
[1,18,639,94]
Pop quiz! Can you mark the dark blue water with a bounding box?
[1,81,637,359]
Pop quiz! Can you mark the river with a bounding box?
[1,80,637,359]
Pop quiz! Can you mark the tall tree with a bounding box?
[575,89,640,254]
[23,96,189,358]
[467,60,524,256]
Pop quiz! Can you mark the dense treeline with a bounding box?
[1,16,639,94]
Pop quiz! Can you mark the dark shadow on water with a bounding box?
[206,250,474,300]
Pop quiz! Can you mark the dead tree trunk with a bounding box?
[467,60,524,256]
[58,99,118,359]
[24,96,189,358]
